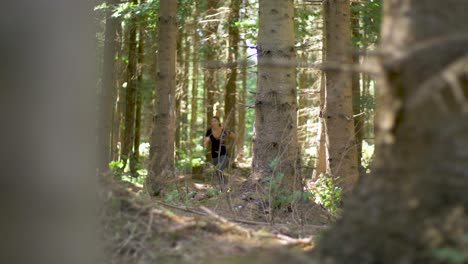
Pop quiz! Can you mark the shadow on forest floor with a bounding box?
[101,166,333,263]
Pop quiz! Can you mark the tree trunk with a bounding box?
[316,1,468,263]
[130,15,145,177]
[236,41,248,162]
[189,1,200,162]
[175,26,190,161]
[312,72,327,180]
[252,0,299,194]
[1,1,99,263]
[121,0,139,167]
[224,0,241,161]
[322,0,358,193]
[112,20,125,161]
[202,0,220,161]
[98,0,119,174]
[175,30,183,150]
[203,0,220,129]
[351,2,364,172]
[297,53,309,159]
[147,0,178,196]
[181,27,190,154]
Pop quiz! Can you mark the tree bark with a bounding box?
[224,0,241,161]
[147,0,178,196]
[202,0,220,161]
[112,18,125,161]
[1,1,99,263]
[203,0,220,129]
[236,40,248,162]
[189,1,200,162]
[121,0,139,167]
[316,1,468,263]
[297,53,309,160]
[252,0,299,194]
[312,71,326,180]
[322,0,359,193]
[130,13,145,177]
[98,0,119,174]
[351,2,364,172]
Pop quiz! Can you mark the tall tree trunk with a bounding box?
[252,0,299,194]
[297,53,309,159]
[175,27,190,160]
[112,20,125,161]
[98,0,119,174]
[175,30,183,150]
[147,0,178,196]
[312,72,327,180]
[351,2,364,172]
[316,1,468,263]
[202,0,219,161]
[203,0,220,128]
[189,1,200,162]
[236,41,248,162]
[312,4,329,181]
[224,0,241,161]
[181,28,190,154]
[121,0,139,167]
[130,13,145,177]
[322,0,358,193]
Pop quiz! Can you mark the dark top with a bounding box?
[206,128,229,158]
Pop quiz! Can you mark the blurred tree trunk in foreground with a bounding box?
[316,1,468,263]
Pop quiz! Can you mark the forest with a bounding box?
[3,0,468,264]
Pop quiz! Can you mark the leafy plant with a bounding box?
[109,160,125,173]
[206,187,220,198]
[433,247,468,264]
[308,174,342,215]
[164,189,181,204]
[121,174,145,186]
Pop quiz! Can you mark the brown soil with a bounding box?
[100,167,332,263]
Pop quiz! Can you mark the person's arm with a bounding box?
[203,136,210,147]
[204,129,211,147]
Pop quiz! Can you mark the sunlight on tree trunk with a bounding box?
[147,0,178,196]
[252,0,299,193]
[322,0,359,193]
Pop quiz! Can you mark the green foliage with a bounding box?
[433,247,468,264]
[175,140,205,171]
[235,18,258,41]
[308,174,342,215]
[351,0,382,47]
[206,187,221,198]
[261,159,298,208]
[164,188,198,205]
[121,174,146,185]
[294,7,320,41]
[176,0,193,24]
[93,0,159,29]
[109,160,125,173]
[164,189,182,204]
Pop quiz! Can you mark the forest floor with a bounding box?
[101,165,334,264]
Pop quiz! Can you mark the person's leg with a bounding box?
[212,157,219,167]
[216,155,228,186]
[211,157,219,184]
[218,155,228,171]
